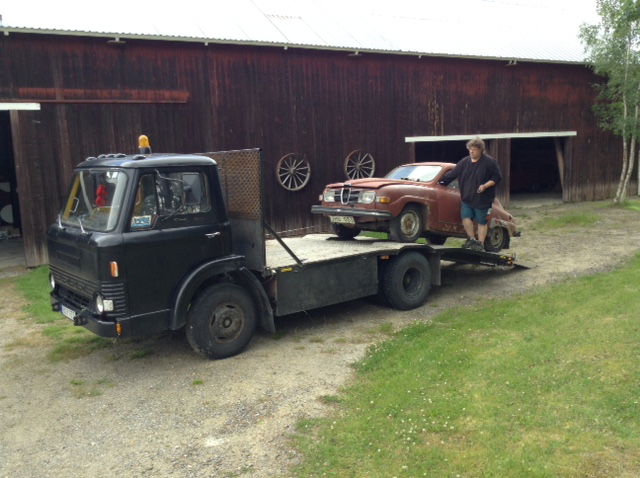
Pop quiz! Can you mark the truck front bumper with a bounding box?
[51,293,167,338]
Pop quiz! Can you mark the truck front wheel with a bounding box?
[186,282,257,359]
[381,252,431,310]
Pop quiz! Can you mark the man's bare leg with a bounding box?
[478,223,488,243]
[463,218,476,239]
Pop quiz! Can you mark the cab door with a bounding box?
[435,176,466,235]
[122,168,228,317]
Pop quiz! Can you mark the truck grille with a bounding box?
[50,265,129,318]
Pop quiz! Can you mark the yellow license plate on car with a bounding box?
[329,216,355,225]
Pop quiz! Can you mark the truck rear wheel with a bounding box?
[381,252,431,310]
[186,282,257,359]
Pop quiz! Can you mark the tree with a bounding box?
[580,0,640,202]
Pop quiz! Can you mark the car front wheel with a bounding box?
[389,205,423,242]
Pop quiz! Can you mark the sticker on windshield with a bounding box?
[131,215,152,229]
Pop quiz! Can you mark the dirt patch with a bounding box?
[1,200,640,478]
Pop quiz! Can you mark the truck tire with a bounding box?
[381,252,431,310]
[389,205,423,242]
[331,223,361,240]
[484,226,510,252]
[186,282,257,359]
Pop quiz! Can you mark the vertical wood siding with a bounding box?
[0,34,621,265]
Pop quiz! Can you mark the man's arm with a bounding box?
[477,159,502,192]
[439,160,464,186]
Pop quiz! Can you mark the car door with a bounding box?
[122,168,227,317]
[434,173,466,235]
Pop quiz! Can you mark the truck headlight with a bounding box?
[323,190,336,202]
[95,294,105,314]
[358,191,376,204]
[49,273,56,290]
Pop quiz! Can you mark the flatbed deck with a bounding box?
[265,234,525,270]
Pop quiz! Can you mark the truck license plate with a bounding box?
[61,304,76,321]
[329,215,355,225]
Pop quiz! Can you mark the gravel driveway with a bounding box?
[1,199,640,478]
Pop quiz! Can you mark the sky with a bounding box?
[0,0,601,62]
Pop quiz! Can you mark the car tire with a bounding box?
[186,282,257,359]
[484,226,510,252]
[331,223,361,240]
[426,233,447,245]
[380,252,431,310]
[389,205,423,242]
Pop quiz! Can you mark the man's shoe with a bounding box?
[462,238,474,249]
[469,239,485,252]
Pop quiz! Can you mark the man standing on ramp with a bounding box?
[439,136,502,252]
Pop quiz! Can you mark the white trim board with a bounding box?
[0,103,41,111]
[405,131,577,143]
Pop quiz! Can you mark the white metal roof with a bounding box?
[0,0,599,64]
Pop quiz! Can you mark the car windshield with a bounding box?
[385,165,442,182]
[60,169,128,232]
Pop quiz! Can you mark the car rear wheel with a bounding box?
[331,223,361,240]
[484,226,510,252]
[389,205,423,242]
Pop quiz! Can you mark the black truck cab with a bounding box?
[48,152,240,339]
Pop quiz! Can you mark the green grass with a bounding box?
[293,254,640,477]
[14,266,113,361]
[619,199,640,212]
[530,212,600,231]
[15,266,60,324]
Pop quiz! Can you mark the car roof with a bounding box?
[396,161,456,168]
[76,153,216,169]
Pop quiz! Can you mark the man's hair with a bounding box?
[466,137,485,152]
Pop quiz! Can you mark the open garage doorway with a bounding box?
[0,110,25,269]
[0,112,21,237]
[510,137,563,205]
[414,140,468,163]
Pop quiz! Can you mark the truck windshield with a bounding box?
[385,165,442,182]
[60,169,128,232]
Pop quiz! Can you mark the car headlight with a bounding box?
[323,190,336,202]
[49,273,56,290]
[358,191,376,204]
[95,294,105,314]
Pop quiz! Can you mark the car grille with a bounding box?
[50,265,129,318]
[333,187,361,205]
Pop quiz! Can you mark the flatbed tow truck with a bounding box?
[48,144,523,359]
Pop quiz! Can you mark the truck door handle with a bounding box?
[206,232,221,239]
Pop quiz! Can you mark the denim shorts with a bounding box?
[460,202,489,225]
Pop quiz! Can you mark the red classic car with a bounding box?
[311,162,519,252]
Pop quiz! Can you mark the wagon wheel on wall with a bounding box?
[344,150,376,179]
[276,153,311,191]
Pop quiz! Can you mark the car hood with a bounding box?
[325,178,432,189]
